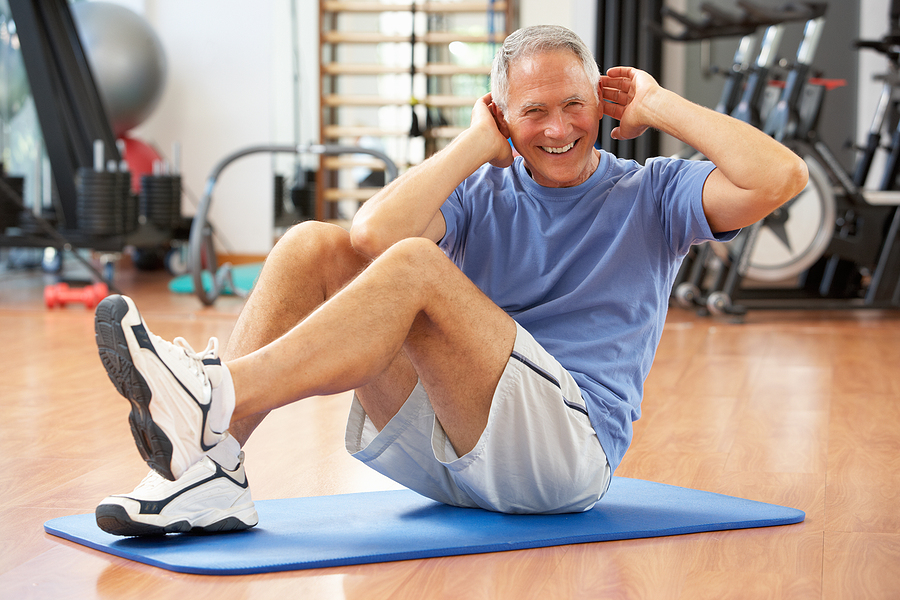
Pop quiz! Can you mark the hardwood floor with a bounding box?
[1,264,898,599]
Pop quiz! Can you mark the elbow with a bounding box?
[759,152,809,214]
[783,154,809,202]
[349,219,390,259]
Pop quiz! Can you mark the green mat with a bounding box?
[168,263,263,295]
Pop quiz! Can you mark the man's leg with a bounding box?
[222,221,375,445]
[95,222,458,535]
[98,230,514,481]
[226,235,517,457]
[94,222,381,535]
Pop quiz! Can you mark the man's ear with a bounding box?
[491,102,511,138]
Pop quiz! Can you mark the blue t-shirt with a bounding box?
[439,151,728,474]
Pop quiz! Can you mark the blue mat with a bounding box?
[44,477,804,575]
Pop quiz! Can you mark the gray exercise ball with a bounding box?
[72,1,167,136]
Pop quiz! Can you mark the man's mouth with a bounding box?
[542,141,576,154]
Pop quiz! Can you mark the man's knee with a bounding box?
[377,237,451,276]
[275,221,351,259]
[270,221,369,290]
[374,238,482,319]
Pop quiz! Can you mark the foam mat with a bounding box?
[44,477,805,575]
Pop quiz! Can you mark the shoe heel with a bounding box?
[95,295,177,481]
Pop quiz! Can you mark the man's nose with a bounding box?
[544,111,570,139]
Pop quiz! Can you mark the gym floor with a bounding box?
[0,261,898,599]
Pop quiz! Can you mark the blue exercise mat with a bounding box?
[44,477,804,575]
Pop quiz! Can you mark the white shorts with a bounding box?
[344,322,611,514]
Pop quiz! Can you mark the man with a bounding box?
[94,25,807,535]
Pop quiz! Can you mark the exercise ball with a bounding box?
[71,1,167,136]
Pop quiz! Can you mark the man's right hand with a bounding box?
[471,93,515,169]
[351,93,516,256]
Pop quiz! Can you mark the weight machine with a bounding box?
[1,0,399,307]
[188,144,398,306]
[2,0,180,286]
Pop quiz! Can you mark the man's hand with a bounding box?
[600,67,662,141]
[471,93,515,168]
[598,67,807,233]
[351,94,516,256]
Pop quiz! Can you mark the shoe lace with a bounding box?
[167,336,220,379]
[133,468,168,492]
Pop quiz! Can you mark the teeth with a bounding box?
[542,142,575,154]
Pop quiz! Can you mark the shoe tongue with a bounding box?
[207,363,235,434]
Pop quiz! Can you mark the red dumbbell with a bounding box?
[44,282,110,309]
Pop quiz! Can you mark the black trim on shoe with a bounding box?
[95,295,222,481]
[94,461,255,537]
[129,318,219,453]
[95,296,176,478]
[125,461,250,516]
[95,503,253,537]
[95,504,188,536]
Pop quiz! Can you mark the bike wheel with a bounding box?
[711,154,835,282]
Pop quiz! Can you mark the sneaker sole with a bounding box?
[95,295,177,481]
[95,504,190,536]
[95,504,257,537]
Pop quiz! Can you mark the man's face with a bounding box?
[499,50,602,188]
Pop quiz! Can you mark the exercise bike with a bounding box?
[658,1,831,311]
[663,0,900,316]
[705,3,900,315]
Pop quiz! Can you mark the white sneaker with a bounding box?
[94,294,234,480]
[96,451,258,536]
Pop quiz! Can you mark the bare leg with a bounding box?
[221,222,373,445]
[227,236,517,456]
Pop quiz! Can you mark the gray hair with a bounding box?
[490,25,601,115]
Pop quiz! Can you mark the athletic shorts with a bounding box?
[344,322,611,514]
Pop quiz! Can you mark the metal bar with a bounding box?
[189,144,399,306]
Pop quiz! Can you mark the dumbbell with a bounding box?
[44,282,110,309]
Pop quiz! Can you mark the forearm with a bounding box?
[647,88,803,199]
[635,86,808,231]
[351,127,498,257]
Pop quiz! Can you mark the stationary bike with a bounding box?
[658,1,834,312]
[704,3,900,314]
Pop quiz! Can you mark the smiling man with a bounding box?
[93,25,807,536]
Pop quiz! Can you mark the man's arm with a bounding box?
[350,93,513,258]
[600,67,809,234]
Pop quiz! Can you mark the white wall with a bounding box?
[104,0,880,253]
[101,0,317,255]
[522,0,595,52]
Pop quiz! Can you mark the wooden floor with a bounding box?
[1,263,899,599]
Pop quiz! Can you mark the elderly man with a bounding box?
[93,25,807,535]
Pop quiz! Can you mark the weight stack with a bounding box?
[140,174,182,232]
[0,175,25,230]
[75,168,133,236]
